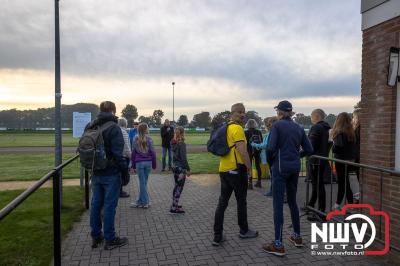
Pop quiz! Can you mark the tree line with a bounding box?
[0,103,338,129]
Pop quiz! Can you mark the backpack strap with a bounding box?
[227,121,240,167]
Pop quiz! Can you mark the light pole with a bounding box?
[53,1,62,265]
[172,81,175,123]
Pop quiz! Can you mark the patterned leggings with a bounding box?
[172,168,186,209]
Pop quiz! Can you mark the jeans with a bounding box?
[214,165,249,236]
[136,161,152,205]
[162,146,172,170]
[272,172,300,243]
[90,174,121,241]
[308,161,327,212]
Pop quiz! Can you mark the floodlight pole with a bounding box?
[54,1,62,265]
[54,0,62,178]
[172,82,175,123]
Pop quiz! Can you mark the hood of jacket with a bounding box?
[91,112,118,127]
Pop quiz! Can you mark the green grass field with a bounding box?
[0,187,85,266]
[0,131,209,147]
[0,152,219,182]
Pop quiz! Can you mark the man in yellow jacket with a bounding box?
[212,103,259,246]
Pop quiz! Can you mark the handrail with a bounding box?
[305,154,400,252]
[0,154,79,221]
[0,153,87,266]
[311,155,400,176]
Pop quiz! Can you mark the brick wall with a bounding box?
[361,15,400,249]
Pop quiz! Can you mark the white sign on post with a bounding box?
[73,112,92,138]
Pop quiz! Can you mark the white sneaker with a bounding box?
[130,203,142,208]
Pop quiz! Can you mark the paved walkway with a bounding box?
[60,174,390,266]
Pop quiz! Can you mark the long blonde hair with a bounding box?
[332,112,355,142]
[174,126,185,142]
[135,123,149,153]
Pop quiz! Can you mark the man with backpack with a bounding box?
[80,101,129,250]
[209,103,259,246]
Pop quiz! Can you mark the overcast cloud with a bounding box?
[0,0,361,117]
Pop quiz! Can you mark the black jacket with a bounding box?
[308,121,331,163]
[245,128,263,155]
[88,112,128,176]
[160,125,174,148]
[172,139,190,171]
[332,132,356,161]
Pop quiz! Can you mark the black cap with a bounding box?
[274,100,293,112]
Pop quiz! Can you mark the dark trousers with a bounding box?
[172,168,186,208]
[249,150,262,182]
[214,166,249,236]
[272,172,300,242]
[335,162,353,205]
[308,161,326,212]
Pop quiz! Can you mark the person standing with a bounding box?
[128,122,139,150]
[170,126,191,214]
[352,109,361,202]
[118,117,131,198]
[212,103,259,246]
[262,100,313,256]
[332,112,356,209]
[161,119,174,171]
[245,119,263,188]
[131,123,157,208]
[89,101,129,250]
[252,116,278,196]
[307,109,330,213]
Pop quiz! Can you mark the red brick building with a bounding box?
[361,0,400,250]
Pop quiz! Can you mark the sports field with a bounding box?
[0,131,209,147]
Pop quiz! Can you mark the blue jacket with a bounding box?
[267,117,313,176]
[128,128,137,149]
[89,112,128,177]
[251,133,270,164]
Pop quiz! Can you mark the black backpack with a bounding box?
[207,123,235,156]
[78,121,115,171]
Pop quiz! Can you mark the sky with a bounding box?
[0,0,362,120]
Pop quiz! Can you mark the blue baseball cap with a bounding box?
[274,100,293,112]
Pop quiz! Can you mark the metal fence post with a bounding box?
[53,170,61,266]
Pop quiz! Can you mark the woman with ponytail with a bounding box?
[131,123,156,208]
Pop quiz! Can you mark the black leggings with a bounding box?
[308,162,326,212]
[172,168,186,208]
[335,162,353,205]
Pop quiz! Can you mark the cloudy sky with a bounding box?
[0,0,361,119]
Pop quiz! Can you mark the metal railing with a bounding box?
[0,154,90,266]
[303,155,400,252]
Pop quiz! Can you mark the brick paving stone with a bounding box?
[60,174,391,265]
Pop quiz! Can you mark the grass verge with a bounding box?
[0,132,210,147]
[0,186,85,266]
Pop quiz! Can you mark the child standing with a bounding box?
[130,123,156,209]
[170,126,191,214]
